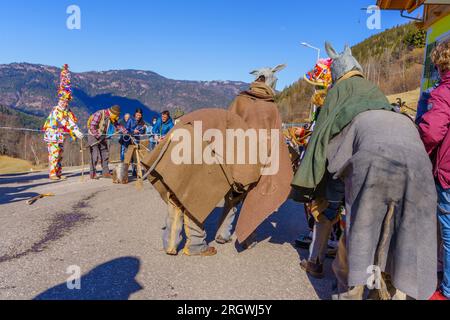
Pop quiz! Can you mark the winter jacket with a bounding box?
[126,118,146,144]
[153,117,174,138]
[418,71,450,189]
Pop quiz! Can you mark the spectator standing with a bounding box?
[147,117,158,151]
[126,109,147,177]
[153,111,174,144]
[418,40,450,301]
[87,105,127,179]
[119,113,131,162]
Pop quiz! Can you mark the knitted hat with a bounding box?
[110,105,121,116]
[58,64,73,102]
[304,59,333,88]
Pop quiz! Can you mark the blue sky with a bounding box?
[0,0,415,88]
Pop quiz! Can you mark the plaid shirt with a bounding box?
[90,109,127,139]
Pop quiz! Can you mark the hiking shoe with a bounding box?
[183,246,217,257]
[300,259,324,279]
[430,290,449,300]
[165,249,178,256]
[215,236,233,245]
[199,247,217,256]
[332,286,365,300]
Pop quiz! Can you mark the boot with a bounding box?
[332,286,365,300]
[300,259,324,279]
[90,173,99,180]
[183,246,217,257]
[165,249,178,256]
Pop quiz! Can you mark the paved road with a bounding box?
[0,170,334,300]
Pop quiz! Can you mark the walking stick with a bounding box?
[135,144,144,190]
[80,139,86,182]
[26,193,55,205]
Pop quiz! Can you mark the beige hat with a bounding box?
[110,105,121,116]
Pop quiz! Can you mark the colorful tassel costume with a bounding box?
[43,64,81,179]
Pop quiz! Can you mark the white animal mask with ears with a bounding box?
[250,64,287,90]
[325,42,363,83]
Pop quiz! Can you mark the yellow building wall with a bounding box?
[422,13,450,91]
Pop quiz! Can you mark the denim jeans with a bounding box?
[308,177,345,263]
[215,191,247,242]
[437,184,450,298]
[120,144,128,162]
[216,206,237,242]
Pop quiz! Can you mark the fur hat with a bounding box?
[58,64,72,102]
[325,42,363,83]
[110,105,121,116]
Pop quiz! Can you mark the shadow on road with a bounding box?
[0,171,83,185]
[0,173,50,185]
[0,182,54,205]
[0,172,84,205]
[213,199,334,300]
[34,257,143,300]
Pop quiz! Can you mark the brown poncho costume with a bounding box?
[228,82,293,242]
[142,82,292,243]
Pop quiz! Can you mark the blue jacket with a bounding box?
[124,118,146,145]
[153,117,174,137]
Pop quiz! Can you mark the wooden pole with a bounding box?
[80,139,85,181]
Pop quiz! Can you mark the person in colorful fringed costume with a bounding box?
[293,58,343,268]
[43,64,84,181]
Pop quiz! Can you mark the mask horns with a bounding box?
[325,42,339,59]
[344,44,352,55]
[272,64,287,74]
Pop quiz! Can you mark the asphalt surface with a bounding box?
[0,170,334,300]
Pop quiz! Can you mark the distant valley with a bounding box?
[0,63,249,127]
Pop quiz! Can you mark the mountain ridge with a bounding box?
[0,62,249,127]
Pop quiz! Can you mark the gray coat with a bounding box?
[327,110,438,300]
